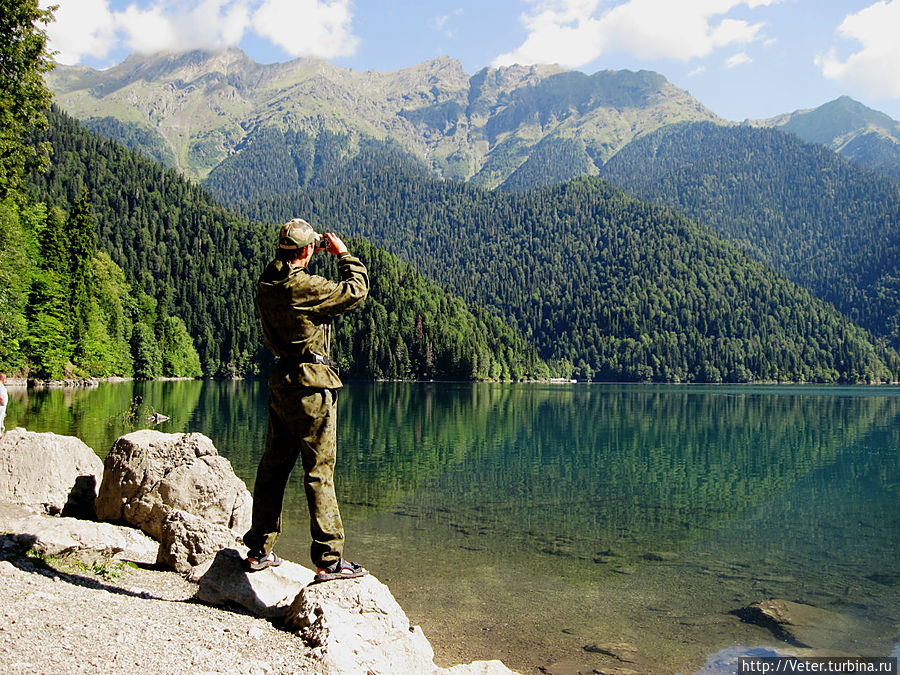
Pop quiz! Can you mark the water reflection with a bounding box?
[7,381,900,674]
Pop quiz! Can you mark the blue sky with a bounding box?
[41,0,900,122]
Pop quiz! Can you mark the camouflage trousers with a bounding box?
[243,386,344,568]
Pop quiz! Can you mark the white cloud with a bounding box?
[817,0,900,98]
[725,51,751,68]
[493,0,776,68]
[252,0,357,59]
[688,66,706,77]
[41,0,118,64]
[42,0,358,65]
[114,4,180,54]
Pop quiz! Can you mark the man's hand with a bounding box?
[322,232,349,255]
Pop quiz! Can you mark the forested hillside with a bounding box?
[202,127,423,210]
[239,158,900,383]
[600,122,900,348]
[747,96,900,180]
[23,107,547,380]
[0,2,201,380]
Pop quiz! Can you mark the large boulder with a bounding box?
[156,509,243,573]
[0,428,103,518]
[196,548,518,675]
[196,547,315,618]
[285,574,437,674]
[285,573,519,675]
[95,431,251,542]
[734,599,863,649]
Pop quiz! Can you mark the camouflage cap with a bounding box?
[278,218,319,250]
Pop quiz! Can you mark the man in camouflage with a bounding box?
[244,218,369,581]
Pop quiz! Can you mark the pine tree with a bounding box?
[67,186,96,354]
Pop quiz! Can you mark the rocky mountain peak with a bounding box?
[46,47,723,184]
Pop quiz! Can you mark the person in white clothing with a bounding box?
[0,372,8,435]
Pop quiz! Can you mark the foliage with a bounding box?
[0,197,31,369]
[600,122,900,349]
[0,0,54,198]
[240,155,900,383]
[28,108,546,380]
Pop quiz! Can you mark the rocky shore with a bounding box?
[0,427,517,675]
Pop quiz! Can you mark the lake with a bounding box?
[6,381,900,674]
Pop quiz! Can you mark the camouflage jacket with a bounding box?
[257,253,369,389]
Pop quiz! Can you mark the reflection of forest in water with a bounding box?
[12,381,900,567]
[10,381,900,672]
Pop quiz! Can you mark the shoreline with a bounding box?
[5,374,899,389]
[0,429,517,675]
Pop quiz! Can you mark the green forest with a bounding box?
[239,155,900,383]
[21,107,900,383]
[600,121,900,348]
[0,1,198,380]
[14,106,547,381]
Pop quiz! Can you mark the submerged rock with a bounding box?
[0,428,103,518]
[733,599,861,648]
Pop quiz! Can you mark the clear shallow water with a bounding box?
[8,381,900,674]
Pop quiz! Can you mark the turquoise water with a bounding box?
[7,381,900,673]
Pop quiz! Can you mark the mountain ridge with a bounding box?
[45,47,723,187]
[746,96,900,180]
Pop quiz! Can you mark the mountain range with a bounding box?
[45,48,721,189]
[45,48,900,192]
[32,48,900,383]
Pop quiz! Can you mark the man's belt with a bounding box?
[281,353,338,368]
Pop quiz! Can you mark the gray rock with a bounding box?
[282,573,520,674]
[95,430,251,541]
[0,428,103,518]
[734,599,861,648]
[285,572,439,674]
[156,509,242,573]
[0,502,157,563]
[197,547,520,674]
[196,547,315,618]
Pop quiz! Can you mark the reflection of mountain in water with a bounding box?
[332,384,900,563]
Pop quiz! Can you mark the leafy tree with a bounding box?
[0,197,32,370]
[0,0,54,199]
[131,321,162,380]
[22,267,72,379]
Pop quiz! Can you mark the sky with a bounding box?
[39,0,900,123]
